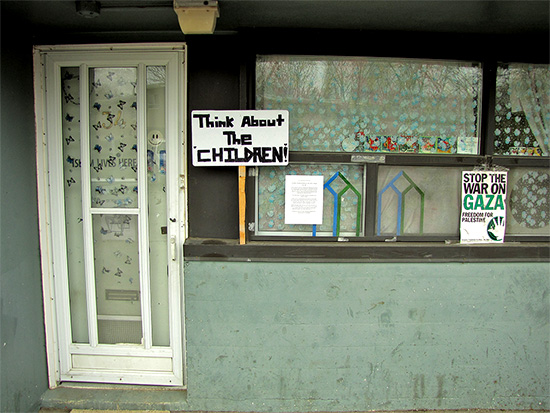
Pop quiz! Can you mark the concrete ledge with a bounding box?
[183,238,550,263]
[40,409,550,413]
[40,384,188,412]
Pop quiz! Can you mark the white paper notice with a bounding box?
[284,175,324,225]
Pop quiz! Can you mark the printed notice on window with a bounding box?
[460,170,508,244]
[284,175,324,225]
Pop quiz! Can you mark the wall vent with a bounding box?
[105,289,140,301]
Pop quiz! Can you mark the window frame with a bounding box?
[246,54,550,244]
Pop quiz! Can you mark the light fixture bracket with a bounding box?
[76,0,100,18]
[173,0,219,34]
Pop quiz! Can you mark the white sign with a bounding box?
[191,110,289,166]
[284,175,324,225]
[460,170,508,244]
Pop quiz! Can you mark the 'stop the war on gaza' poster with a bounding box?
[460,170,508,244]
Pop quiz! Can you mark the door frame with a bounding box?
[33,43,188,388]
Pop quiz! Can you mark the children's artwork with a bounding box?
[355,131,366,144]
[457,136,479,154]
[366,136,381,152]
[398,136,418,153]
[419,137,437,153]
[437,137,457,153]
[509,147,543,156]
[382,136,398,152]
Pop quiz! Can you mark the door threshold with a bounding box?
[40,384,188,412]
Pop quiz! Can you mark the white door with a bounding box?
[35,44,186,386]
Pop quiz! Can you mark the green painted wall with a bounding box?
[184,261,549,411]
[0,24,49,413]
[1,5,548,411]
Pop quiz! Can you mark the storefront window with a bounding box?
[257,56,482,154]
[254,56,549,240]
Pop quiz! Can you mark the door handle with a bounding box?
[170,236,177,261]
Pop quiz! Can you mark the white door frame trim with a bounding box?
[33,43,188,388]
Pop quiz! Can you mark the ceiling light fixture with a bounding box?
[76,0,101,18]
[173,0,219,34]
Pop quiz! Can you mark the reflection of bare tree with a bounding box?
[257,56,482,151]
[146,66,166,86]
[257,58,319,103]
[325,60,360,103]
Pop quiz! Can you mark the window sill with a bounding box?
[184,238,550,263]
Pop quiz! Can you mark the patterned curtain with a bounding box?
[512,66,550,155]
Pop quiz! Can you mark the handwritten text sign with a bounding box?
[191,110,289,166]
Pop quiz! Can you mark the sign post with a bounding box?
[192,110,290,244]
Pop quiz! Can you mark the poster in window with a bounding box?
[460,171,508,243]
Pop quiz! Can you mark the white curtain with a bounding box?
[512,66,550,156]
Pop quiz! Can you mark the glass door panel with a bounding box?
[89,68,138,208]
[68,63,169,355]
[62,67,89,344]
[93,213,141,344]
[147,66,170,346]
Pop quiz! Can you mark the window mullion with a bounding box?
[79,64,100,348]
[364,163,379,237]
[480,61,497,156]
